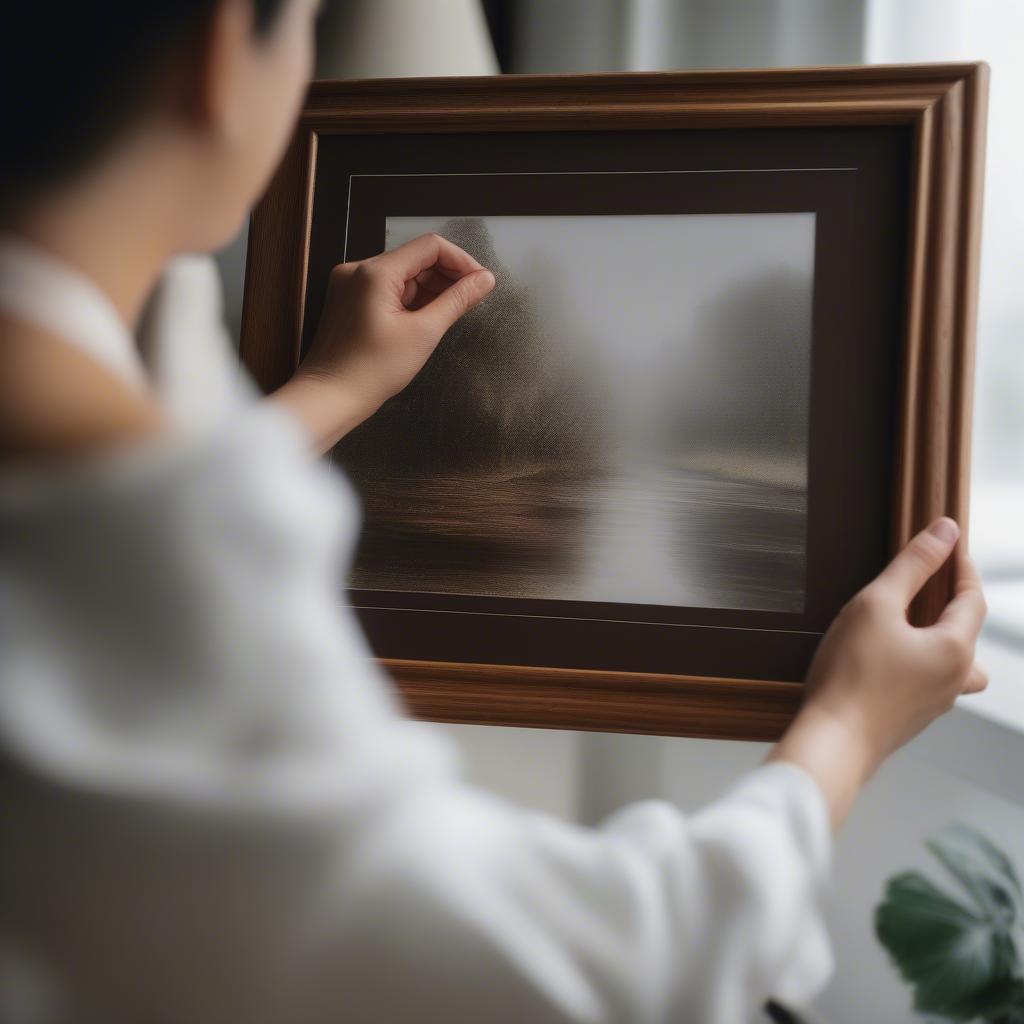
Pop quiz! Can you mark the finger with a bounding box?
[328,261,359,285]
[401,268,462,310]
[952,547,983,594]
[415,268,496,332]
[961,663,989,695]
[937,551,987,637]
[873,517,960,605]
[375,233,482,284]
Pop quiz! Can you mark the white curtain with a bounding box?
[510,0,865,73]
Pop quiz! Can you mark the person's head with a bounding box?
[2,0,319,251]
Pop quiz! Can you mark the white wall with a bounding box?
[438,723,581,818]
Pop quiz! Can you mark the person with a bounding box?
[0,2,987,1021]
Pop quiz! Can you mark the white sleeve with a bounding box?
[0,405,833,1024]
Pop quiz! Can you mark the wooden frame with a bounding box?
[241,64,987,741]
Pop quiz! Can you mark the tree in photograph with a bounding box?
[661,267,812,489]
[336,217,607,481]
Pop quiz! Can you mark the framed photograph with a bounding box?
[240,65,987,740]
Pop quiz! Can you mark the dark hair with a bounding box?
[1,1,287,214]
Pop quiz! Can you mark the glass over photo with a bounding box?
[335,211,815,613]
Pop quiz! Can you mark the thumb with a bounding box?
[418,268,495,333]
[874,517,960,605]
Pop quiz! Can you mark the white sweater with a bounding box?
[0,238,833,1023]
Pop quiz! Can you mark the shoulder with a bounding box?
[0,311,163,465]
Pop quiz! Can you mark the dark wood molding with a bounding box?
[894,65,989,625]
[240,64,988,738]
[241,128,317,390]
[384,659,804,741]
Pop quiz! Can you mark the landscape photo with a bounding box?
[333,211,815,612]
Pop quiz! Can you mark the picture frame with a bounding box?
[240,64,987,741]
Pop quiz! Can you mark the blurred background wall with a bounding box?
[216,4,1024,1020]
[497,0,863,72]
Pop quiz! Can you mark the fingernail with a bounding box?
[478,270,495,290]
[930,517,959,543]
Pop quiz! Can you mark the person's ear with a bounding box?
[192,0,255,144]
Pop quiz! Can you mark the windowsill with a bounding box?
[908,630,1024,804]
[958,630,1024,730]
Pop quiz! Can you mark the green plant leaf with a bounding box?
[875,870,1018,1020]
[927,824,1023,926]
[988,979,1024,1022]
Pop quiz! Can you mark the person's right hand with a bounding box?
[272,233,495,453]
[771,518,987,828]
